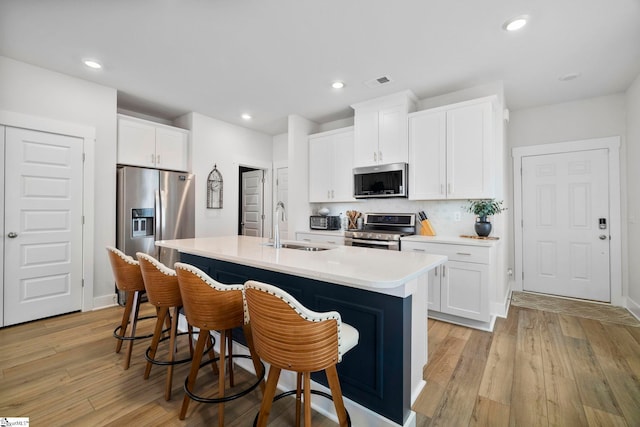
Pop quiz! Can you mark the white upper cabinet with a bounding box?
[409,96,495,200]
[308,127,355,203]
[117,114,189,171]
[352,91,417,167]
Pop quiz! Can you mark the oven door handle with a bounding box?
[347,238,397,246]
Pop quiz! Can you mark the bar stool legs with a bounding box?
[144,305,194,401]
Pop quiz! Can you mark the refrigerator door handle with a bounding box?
[155,188,162,259]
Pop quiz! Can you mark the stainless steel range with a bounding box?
[344,213,416,251]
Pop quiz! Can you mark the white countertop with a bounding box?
[157,235,446,297]
[401,234,501,247]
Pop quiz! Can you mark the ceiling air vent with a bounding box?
[365,75,393,88]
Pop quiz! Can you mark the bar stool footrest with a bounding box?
[252,388,351,426]
[145,331,213,366]
[184,354,265,404]
[113,314,168,341]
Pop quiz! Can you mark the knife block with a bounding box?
[420,219,436,236]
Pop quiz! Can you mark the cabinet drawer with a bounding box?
[402,241,490,264]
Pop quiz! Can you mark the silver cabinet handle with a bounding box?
[412,248,426,252]
[8,232,18,238]
[442,266,446,277]
[379,151,383,163]
[456,252,472,256]
[373,152,377,162]
[151,153,155,164]
[156,154,160,164]
[327,241,336,244]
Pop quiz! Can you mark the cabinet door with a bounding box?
[428,266,442,312]
[117,118,156,167]
[353,109,379,167]
[309,135,333,202]
[156,127,188,171]
[408,110,447,200]
[331,129,355,201]
[446,102,493,199]
[378,104,408,165]
[441,260,489,322]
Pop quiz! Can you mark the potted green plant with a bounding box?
[466,199,505,237]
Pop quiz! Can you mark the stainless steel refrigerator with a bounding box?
[116,166,195,303]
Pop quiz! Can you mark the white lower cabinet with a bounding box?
[295,232,344,246]
[403,240,493,323]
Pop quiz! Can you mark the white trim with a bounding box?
[512,136,622,306]
[626,295,640,321]
[235,157,273,239]
[0,110,96,313]
[0,126,5,326]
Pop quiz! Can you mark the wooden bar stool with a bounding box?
[106,246,156,370]
[174,263,265,425]
[244,280,359,427]
[137,252,194,401]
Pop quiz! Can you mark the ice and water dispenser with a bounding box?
[131,208,154,238]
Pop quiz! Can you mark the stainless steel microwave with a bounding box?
[353,162,408,198]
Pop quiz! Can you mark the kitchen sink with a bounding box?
[262,242,333,251]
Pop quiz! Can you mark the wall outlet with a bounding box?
[453,211,461,222]
[507,268,514,277]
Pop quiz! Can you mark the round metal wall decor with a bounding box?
[207,164,223,209]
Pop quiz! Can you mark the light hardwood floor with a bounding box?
[1,303,639,426]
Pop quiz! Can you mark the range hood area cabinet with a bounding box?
[117,114,189,172]
[408,96,496,200]
[351,91,417,168]
[308,126,355,203]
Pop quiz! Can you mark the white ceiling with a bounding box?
[1,0,639,135]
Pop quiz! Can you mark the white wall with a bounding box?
[272,132,288,163]
[507,94,628,301]
[626,74,640,317]
[178,112,273,238]
[0,56,118,307]
[287,115,319,234]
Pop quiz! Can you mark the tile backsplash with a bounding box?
[311,199,482,237]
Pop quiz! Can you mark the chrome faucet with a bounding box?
[273,201,286,248]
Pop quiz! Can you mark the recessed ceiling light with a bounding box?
[83,59,102,69]
[241,113,252,120]
[559,72,581,81]
[503,15,528,32]
[331,81,345,89]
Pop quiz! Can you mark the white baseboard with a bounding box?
[92,293,118,311]
[626,295,640,321]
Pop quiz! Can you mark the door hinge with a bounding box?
[276,178,279,186]
[261,214,265,220]
[83,152,86,162]
[522,271,524,280]
[81,278,85,288]
[82,215,85,225]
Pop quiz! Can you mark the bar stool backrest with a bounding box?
[106,246,146,292]
[244,280,341,372]
[174,263,245,331]
[136,252,181,308]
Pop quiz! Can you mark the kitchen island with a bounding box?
[157,235,446,427]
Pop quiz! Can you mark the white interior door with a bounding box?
[4,127,84,325]
[275,166,289,239]
[241,169,264,237]
[521,149,610,302]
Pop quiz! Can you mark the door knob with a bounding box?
[599,235,607,240]
[7,232,18,238]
